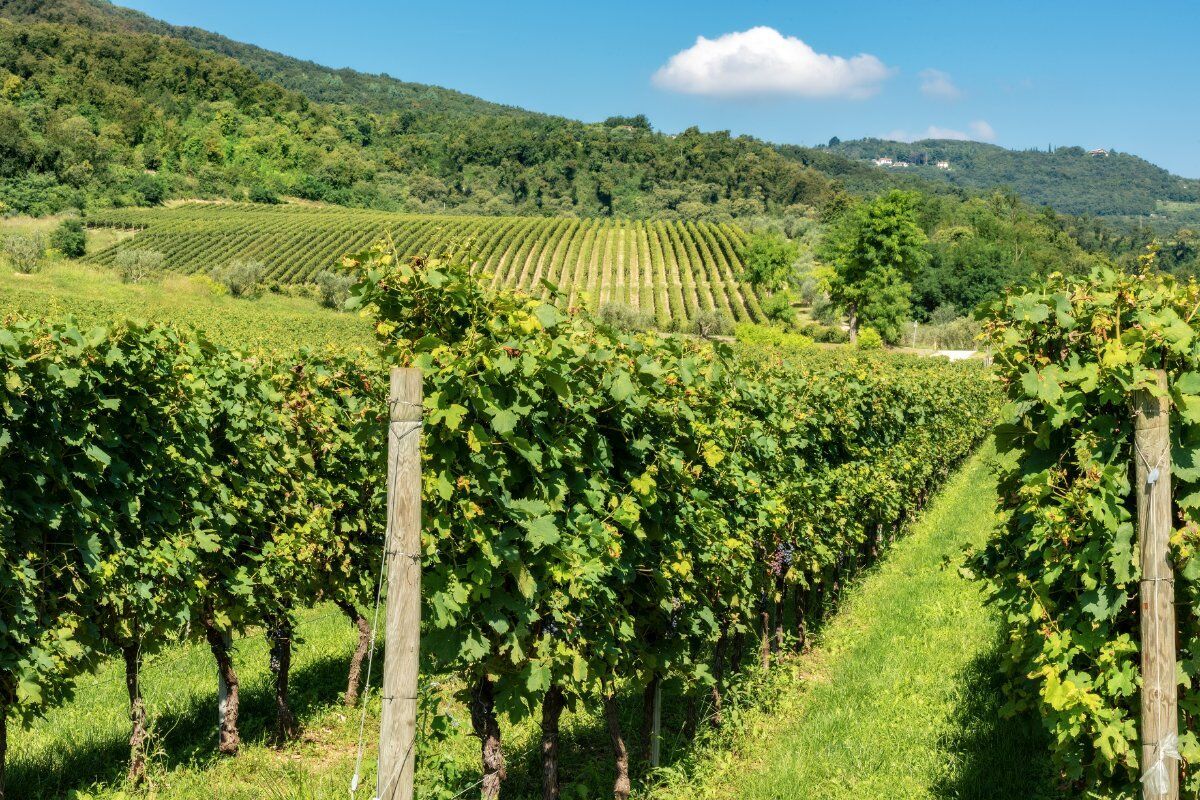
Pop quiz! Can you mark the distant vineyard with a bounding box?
[85,204,766,324]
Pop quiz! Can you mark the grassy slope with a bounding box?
[0,257,373,353]
[674,442,1058,800]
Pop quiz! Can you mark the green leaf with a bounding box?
[610,372,636,402]
[522,515,560,548]
[490,408,518,435]
[533,304,561,329]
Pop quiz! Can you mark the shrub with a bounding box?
[799,322,849,344]
[2,233,45,273]
[911,316,981,350]
[761,290,797,324]
[315,270,354,309]
[596,302,654,332]
[114,249,165,284]
[856,327,884,350]
[50,218,87,258]
[733,323,813,351]
[689,310,733,338]
[211,259,265,298]
[248,185,280,204]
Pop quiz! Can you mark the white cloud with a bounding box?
[884,120,996,142]
[653,27,893,99]
[919,69,962,101]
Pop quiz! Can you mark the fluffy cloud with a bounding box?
[884,120,997,142]
[919,69,962,101]
[653,27,892,99]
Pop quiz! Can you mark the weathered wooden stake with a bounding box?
[378,368,423,800]
[649,679,662,768]
[1134,369,1178,800]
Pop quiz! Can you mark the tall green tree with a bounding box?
[820,191,928,343]
[739,232,799,292]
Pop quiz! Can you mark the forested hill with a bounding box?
[828,138,1200,216]
[0,0,529,118]
[0,0,872,220]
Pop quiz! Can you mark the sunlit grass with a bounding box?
[0,260,373,352]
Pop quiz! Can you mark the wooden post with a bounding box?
[378,368,423,800]
[1134,369,1178,800]
[649,679,662,768]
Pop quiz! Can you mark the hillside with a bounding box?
[827,138,1200,217]
[85,203,766,325]
[0,1,858,221]
[0,0,529,118]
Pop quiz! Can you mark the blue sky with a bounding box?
[121,0,1200,177]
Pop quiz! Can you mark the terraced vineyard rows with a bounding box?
[85,204,766,323]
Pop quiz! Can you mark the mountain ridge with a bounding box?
[825,137,1200,217]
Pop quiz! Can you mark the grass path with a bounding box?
[679,442,1058,800]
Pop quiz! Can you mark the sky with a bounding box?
[119,0,1200,177]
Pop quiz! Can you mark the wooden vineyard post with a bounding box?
[650,679,662,768]
[1134,369,1178,800]
[378,368,423,800]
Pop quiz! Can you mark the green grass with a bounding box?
[0,260,373,352]
[672,441,1058,800]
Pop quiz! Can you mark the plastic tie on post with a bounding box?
[1147,467,1161,486]
[1141,732,1179,797]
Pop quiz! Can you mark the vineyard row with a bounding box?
[84,204,766,324]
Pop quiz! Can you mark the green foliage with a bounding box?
[248,185,281,204]
[0,14,843,219]
[857,268,911,345]
[732,323,813,352]
[0,314,384,746]
[595,302,653,332]
[760,289,797,325]
[911,315,981,350]
[739,232,799,291]
[689,309,733,338]
[315,270,354,310]
[828,138,1200,218]
[211,259,266,298]
[347,241,996,742]
[820,191,926,340]
[973,265,1200,796]
[2,232,45,273]
[49,218,86,258]
[113,249,165,284]
[855,327,884,350]
[798,321,850,344]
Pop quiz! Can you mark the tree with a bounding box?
[50,218,86,258]
[738,232,799,292]
[2,233,45,273]
[819,191,928,343]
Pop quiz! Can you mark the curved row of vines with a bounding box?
[2,243,995,798]
[83,203,765,325]
[346,242,997,798]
